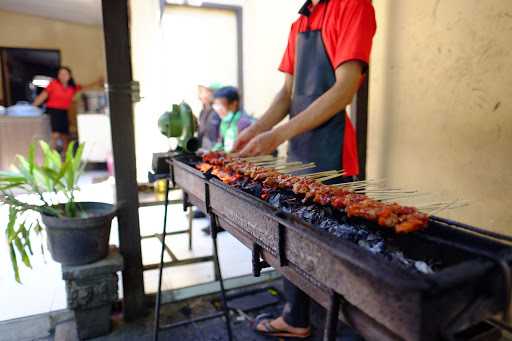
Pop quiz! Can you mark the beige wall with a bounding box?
[243,0,299,116]
[0,10,106,103]
[368,0,512,233]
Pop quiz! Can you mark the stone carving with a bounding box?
[66,274,119,310]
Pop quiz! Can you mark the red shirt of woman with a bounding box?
[45,80,81,110]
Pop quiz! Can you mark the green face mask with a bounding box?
[219,111,241,153]
[224,126,237,152]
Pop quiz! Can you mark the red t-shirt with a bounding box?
[45,79,81,110]
[280,0,376,176]
[279,0,376,74]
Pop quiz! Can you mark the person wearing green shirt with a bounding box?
[212,86,255,153]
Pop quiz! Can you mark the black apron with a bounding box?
[287,2,345,172]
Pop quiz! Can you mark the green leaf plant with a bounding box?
[0,141,86,282]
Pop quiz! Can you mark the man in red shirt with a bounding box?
[233,0,376,338]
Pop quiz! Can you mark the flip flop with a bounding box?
[252,313,311,339]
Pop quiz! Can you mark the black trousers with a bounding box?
[46,107,70,134]
[282,278,310,328]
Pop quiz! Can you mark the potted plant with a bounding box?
[0,141,116,282]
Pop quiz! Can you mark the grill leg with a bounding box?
[324,291,340,341]
[211,216,233,341]
[210,215,221,281]
[187,206,193,250]
[153,179,170,341]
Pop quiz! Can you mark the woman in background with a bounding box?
[33,66,102,154]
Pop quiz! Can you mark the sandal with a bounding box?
[252,313,311,339]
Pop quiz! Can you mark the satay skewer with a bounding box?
[304,170,341,178]
[338,183,388,191]
[355,189,416,194]
[317,173,346,182]
[252,157,287,165]
[332,179,386,188]
[281,163,317,173]
[240,155,275,162]
[371,192,430,202]
[273,162,305,170]
[427,200,469,214]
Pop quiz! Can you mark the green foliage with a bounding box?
[0,141,85,283]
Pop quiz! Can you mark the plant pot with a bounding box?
[41,202,116,266]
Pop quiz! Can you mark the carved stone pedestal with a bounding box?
[61,247,123,340]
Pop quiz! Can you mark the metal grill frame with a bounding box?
[170,155,512,341]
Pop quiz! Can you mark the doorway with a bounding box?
[161,4,243,114]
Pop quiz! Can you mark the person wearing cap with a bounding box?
[212,86,255,153]
[197,83,222,150]
[233,0,376,339]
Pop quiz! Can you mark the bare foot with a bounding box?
[256,316,310,336]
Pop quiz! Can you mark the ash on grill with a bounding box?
[227,176,440,274]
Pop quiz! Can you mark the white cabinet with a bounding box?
[77,113,112,163]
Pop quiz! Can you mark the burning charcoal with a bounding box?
[241,181,263,197]
[318,218,339,231]
[203,176,443,274]
[366,240,385,254]
[390,251,414,268]
[414,261,434,274]
[268,193,282,207]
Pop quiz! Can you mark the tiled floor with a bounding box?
[0,174,254,322]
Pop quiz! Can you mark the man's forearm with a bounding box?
[274,62,362,142]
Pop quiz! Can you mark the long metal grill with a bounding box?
[170,154,512,341]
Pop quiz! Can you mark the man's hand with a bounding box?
[232,125,260,153]
[238,130,283,157]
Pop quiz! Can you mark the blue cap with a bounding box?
[214,86,240,103]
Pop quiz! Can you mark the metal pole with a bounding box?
[153,179,170,341]
[324,291,340,341]
[101,0,145,320]
[211,217,233,341]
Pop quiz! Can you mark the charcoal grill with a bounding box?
[170,154,512,341]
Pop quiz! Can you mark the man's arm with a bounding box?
[232,74,293,152]
[238,61,363,156]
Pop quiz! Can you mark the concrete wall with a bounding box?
[0,10,106,104]
[242,0,299,116]
[368,0,512,233]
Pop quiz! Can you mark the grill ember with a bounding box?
[198,151,429,234]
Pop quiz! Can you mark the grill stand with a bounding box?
[153,179,233,341]
[251,234,353,341]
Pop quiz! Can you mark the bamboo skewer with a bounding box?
[371,192,430,202]
[273,162,304,170]
[308,172,340,179]
[304,170,342,178]
[240,155,275,162]
[428,200,469,214]
[332,179,386,188]
[252,157,287,165]
[355,189,416,194]
[282,163,317,173]
[340,183,386,191]
[318,173,346,182]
